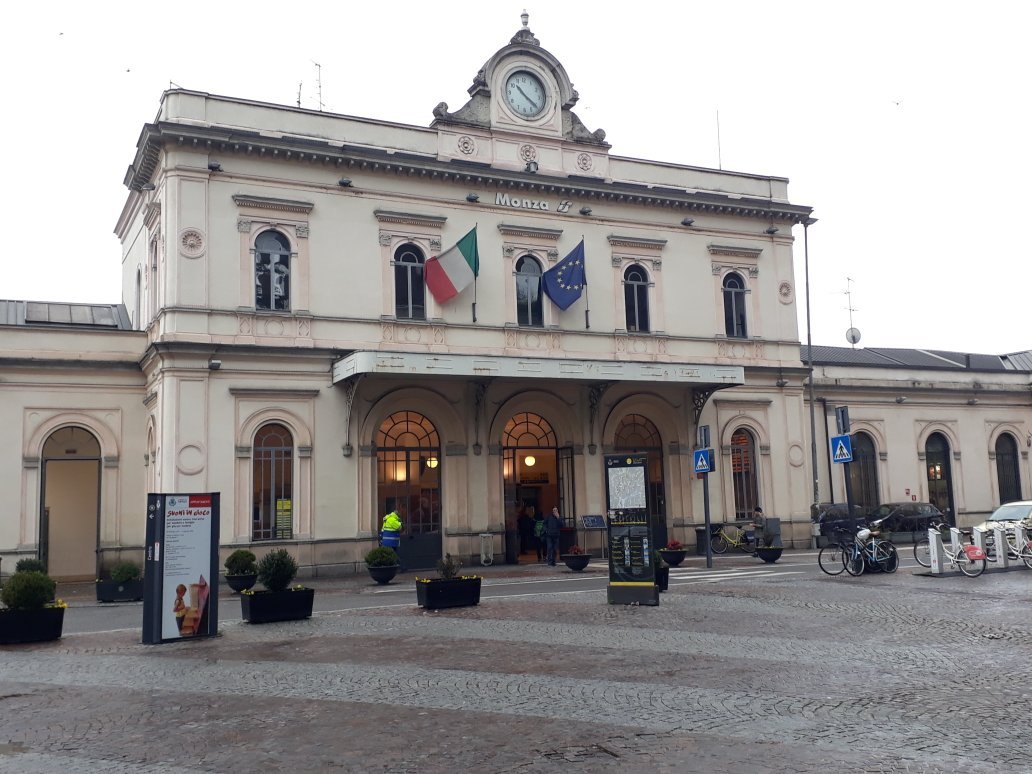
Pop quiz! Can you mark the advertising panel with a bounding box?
[143,493,220,644]
[603,454,658,606]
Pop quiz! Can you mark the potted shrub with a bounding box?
[415,554,481,610]
[658,540,688,567]
[364,546,400,585]
[96,560,144,602]
[15,558,47,574]
[223,549,259,594]
[560,544,591,572]
[0,570,66,645]
[240,549,315,624]
[654,552,670,592]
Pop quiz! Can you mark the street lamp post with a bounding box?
[803,217,819,508]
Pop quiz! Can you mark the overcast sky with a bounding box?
[3,1,1029,355]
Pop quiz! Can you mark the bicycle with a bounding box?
[818,536,850,576]
[913,520,952,568]
[710,524,756,554]
[843,523,899,576]
[913,522,992,571]
[913,528,987,576]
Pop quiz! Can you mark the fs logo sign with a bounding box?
[556,200,572,213]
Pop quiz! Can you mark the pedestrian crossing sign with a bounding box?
[693,449,713,474]
[831,434,853,463]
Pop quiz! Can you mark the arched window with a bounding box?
[723,272,748,338]
[623,265,650,333]
[252,423,294,540]
[255,230,291,311]
[515,256,543,327]
[925,432,954,524]
[850,431,879,509]
[996,433,1022,504]
[729,428,759,520]
[394,244,426,320]
[377,412,441,536]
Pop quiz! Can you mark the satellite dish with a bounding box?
[846,327,862,345]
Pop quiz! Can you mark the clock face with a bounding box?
[504,71,546,118]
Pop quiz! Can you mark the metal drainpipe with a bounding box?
[818,397,833,503]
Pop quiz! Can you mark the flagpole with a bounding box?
[472,223,478,323]
[582,237,590,329]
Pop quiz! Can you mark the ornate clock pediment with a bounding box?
[432,12,609,178]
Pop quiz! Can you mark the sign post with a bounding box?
[695,425,715,569]
[143,493,220,644]
[604,454,658,606]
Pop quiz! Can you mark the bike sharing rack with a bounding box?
[926,524,1027,575]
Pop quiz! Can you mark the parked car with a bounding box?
[866,502,944,535]
[812,502,868,540]
[973,501,1032,533]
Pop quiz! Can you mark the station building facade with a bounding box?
[1,19,1029,578]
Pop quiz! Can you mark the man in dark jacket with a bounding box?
[543,507,563,566]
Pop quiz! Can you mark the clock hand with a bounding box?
[515,84,539,110]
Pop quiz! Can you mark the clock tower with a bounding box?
[432,12,610,179]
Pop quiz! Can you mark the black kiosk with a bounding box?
[604,454,659,606]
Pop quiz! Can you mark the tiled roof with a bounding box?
[801,345,1028,373]
[0,300,132,330]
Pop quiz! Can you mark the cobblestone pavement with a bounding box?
[1,560,1031,773]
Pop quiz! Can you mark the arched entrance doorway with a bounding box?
[376,411,442,570]
[925,432,955,525]
[503,412,573,562]
[40,426,101,579]
[614,413,667,547]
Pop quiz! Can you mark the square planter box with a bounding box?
[240,588,315,624]
[415,577,482,609]
[0,606,65,645]
[96,579,144,603]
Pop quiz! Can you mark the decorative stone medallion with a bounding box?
[457,135,476,155]
[179,229,205,258]
[576,153,593,171]
[778,281,795,304]
[519,144,538,162]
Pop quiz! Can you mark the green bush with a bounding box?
[436,553,462,580]
[257,549,298,593]
[14,558,46,574]
[364,546,399,567]
[224,549,258,576]
[1,571,57,610]
[110,561,141,583]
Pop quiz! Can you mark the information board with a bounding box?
[143,493,220,644]
[581,514,607,529]
[603,454,658,606]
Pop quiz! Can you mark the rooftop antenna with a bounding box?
[313,61,324,111]
[297,82,302,108]
[844,277,861,349]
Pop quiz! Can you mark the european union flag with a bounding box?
[542,240,586,311]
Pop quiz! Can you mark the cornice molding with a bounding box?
[232,194,313,215]
[373,209,447,228]
[608,235,667,252]
[497,224,563,241]
[125,122,814,224]
[708,244,764,260]
[227,388,321,399]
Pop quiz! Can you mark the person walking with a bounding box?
[543,506,563,566]
[530,505,545,562]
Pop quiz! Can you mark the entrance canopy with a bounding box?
[333,351,744,386]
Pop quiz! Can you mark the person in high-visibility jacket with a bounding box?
[381,509,404,569]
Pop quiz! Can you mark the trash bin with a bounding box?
[380,529,400,548]
[694,526,709,555]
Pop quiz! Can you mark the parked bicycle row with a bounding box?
[818,518,901,577]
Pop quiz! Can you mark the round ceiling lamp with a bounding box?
[524,455,536,467]
[426,457,439,469]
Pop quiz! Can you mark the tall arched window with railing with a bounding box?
[252,423,294,540]
[623,264,650,333]
[255,230,291,311]
[722,272,748,338]
[849,431,880,509]
[393,243,426,320]
[995,433,1021,504]
[729,428,759,520]
[515,256,543,327]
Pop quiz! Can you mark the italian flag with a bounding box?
[425,227,479,304]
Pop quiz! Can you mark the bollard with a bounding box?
[1015,523,1029,558]
[992,526,1010,568]
[928,527,945,574]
